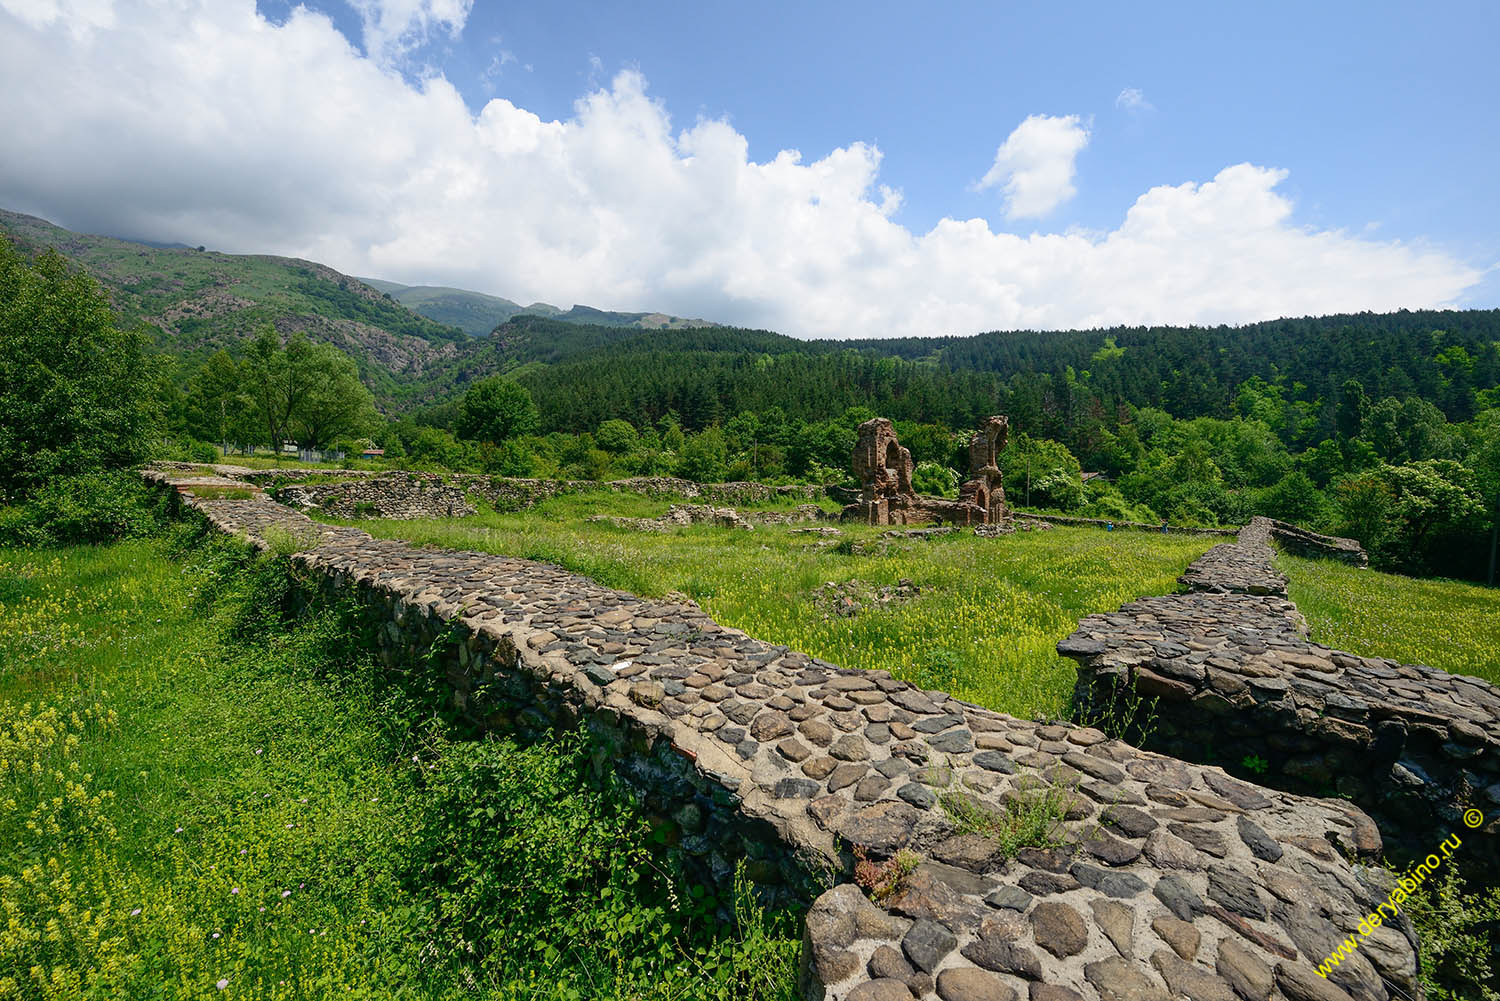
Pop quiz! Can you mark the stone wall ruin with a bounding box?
[957,415,1009,525]
[147,464,1433,1001]
[1061,516,1496,884]
[277,471,476,519]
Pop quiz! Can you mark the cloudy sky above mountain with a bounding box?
[0,0,1495,338]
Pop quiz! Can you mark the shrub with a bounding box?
[0,471,162,546]
[595,418,639,454]
[1082,489,1158,524]
[679,428,729,483]
[912,461,957,498]
[478,439,537,477]
[412,728,800,998]
[1258,470,1330,527]
[188,440,221,464]
[1403,860,1500,1001]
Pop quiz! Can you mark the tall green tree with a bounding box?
[0,242,157,498]
[1335,379,1368,441]
[242,327,378,454]
[290,343,379,450]
[457,377,539,445]
[183,350,255,447]
[1466,411,1500,584]
[1336,460,1486,574]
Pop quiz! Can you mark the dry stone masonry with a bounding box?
[278,471,477,519]
[1012,513,1238,538]
[147,464,1425,1001]
[588,503,758,532]
[1062,516,1499,883]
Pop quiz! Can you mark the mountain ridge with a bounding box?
[359,276,721,336]
[0,208,467,403]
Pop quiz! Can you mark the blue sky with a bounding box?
[271,0,1499,268]
[1,0,1496,336]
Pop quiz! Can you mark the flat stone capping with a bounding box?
[146,466,1422,1001]
[1259,517,1369,567]
[1062,516,1498,885]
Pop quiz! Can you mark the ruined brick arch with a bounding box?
[844,415,1011,526]
[958,415,1008,524]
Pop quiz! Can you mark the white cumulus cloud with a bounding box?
[1116,87,1154,113]
[0,0,1484,339]
[977,114,1091,220]
[346,0,472,65]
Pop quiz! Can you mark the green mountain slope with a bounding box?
[358,275,719,337]
[0,209,467,401]
[356,279,529,336]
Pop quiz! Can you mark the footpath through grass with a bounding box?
[0,531,799,1001]
[331,492,1217,720]
[1279,553,1500,685]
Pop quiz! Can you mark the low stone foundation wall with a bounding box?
[278,471,476,519]
[588,503,757,532]
[146,470,1425,1001]
[1013,512,1239,537]
[1062,516,1497,883]
[176,466,830,516]
[1261,518,1369,567]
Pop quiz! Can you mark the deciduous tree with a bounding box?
[0,242,156,498]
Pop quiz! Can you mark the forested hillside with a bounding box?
[0,209,466,404]
[358,278,534,337]
[396,310,1500,583]
[5,209,1498,583]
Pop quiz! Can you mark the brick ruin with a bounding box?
[842,416,1011,527]
[958,415,1009,525]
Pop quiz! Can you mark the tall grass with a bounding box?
[0,533,799,1000]
[1279,553,1500,684]
[328,494,1217,720]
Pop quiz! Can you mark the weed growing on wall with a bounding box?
[1074,675,1160,745]
[939,780,1076,860]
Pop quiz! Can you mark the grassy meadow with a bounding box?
[327,491,1218,721]
[1279,553,1500,685]
[0,533,799,1000]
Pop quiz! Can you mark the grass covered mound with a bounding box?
[1279,552,1500,686]
[326,491,1219,720]
[0,531,799,1000]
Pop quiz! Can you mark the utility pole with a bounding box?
[1026,453,1031,508]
